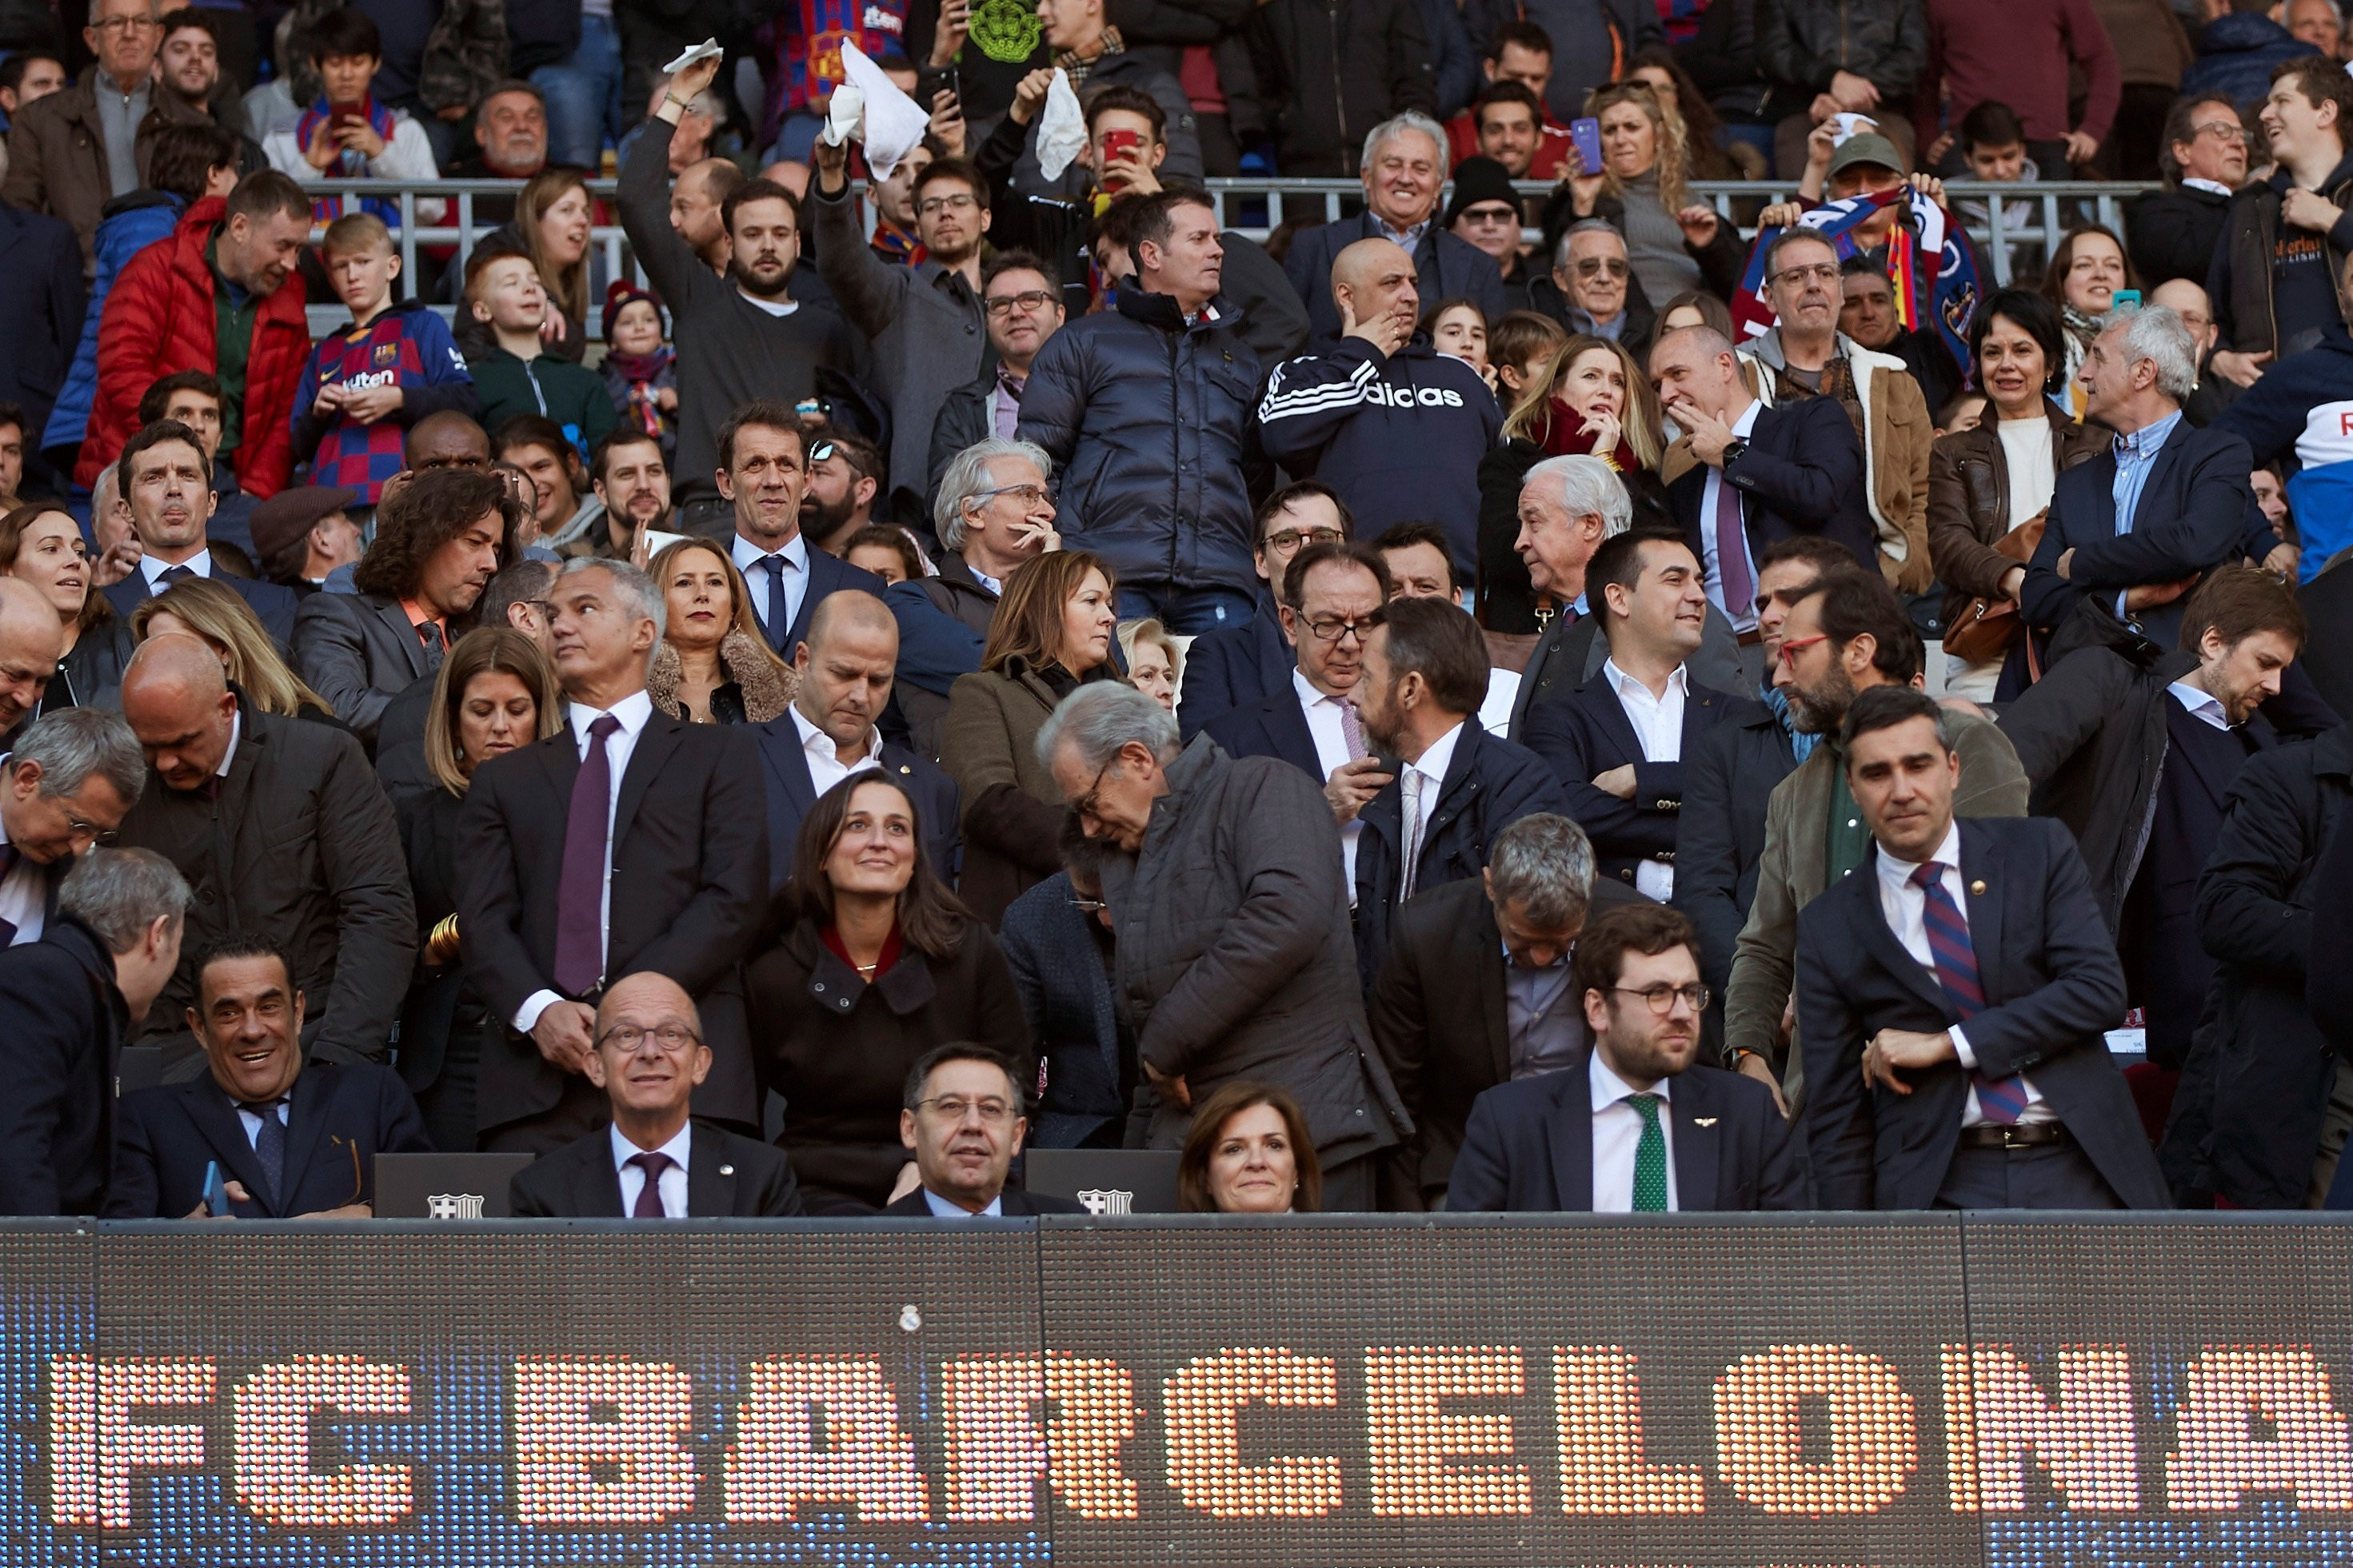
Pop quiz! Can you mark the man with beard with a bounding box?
[799,431,881,557]
[579,431,671,562]
[292,469,513,750]
[617,53,863,524]
[1721,569,2026,1119]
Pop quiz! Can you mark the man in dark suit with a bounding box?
[1205,542,1392,895]
[1371,812,1644,1205]
[2298,549,2353,720]
[1796,686,2169,1211]
[456,558,769,1154]
[0,708,150,948]
[510,972,803,1218]
[1507,455,1744,740]
[1353,597,1571,983]
[1281,118,1507,345]
[715,401,886,660]
[1000,820,1131,1149]
[0,848,186,1215]
[375,558,556,795]
[1450,903,1802,1212]
[1649,325,1876,636]
[1178,482,1349,740]
[291,469,514,752]
[753,590,957,890]
[99,421,300,648]
[881,1043,1085,1216]
[1672,537,1852,995]
[2021,305,2263,653]
[106,936,431,1218]
[1524,527,1744,895]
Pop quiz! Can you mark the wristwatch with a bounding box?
[1720,437,1748,469]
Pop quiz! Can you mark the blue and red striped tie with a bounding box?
[1909,861,2028,1124]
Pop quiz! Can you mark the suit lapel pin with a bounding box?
[1693,1117,1718,1127]
[1970,880,1987,896]
[718,1164,734,1176]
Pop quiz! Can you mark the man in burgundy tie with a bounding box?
[508,972,803,1218]
[1793,686,2169,1211]
[456,559,770,1154]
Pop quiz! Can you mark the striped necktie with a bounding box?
[1909,860,2028,1123]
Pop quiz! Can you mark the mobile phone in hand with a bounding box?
[202,1159,230,1217]
[1570,117,1603,173]
[1101,127,1141,191]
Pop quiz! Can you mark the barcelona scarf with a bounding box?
[1732,186,1981,377]
[295,96,403,227]
[781,0,909,114]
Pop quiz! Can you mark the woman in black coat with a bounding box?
[393,626,563,1152]
[746,772,1029,1213]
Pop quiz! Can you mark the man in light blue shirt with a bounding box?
[882,1043,1084,1218]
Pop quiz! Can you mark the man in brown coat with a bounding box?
[2,0,211,273]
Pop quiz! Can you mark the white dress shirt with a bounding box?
[1399,720,1465,897]
[1292,669,1364,896]
[611,1121,693,1218]
[1697,400,1764,631]
[216,712,242,779]
[513,690,657,1033]
[140,549,214,590]
[1603,659,1688,900]
[0,755,44,945]
[2167,680,2231,732]
[1872,822,2050,1125]
[732,531,811,644]
[1589,1049,1679,1212]
[791,704,883,796]
[923,1187,1004,1217]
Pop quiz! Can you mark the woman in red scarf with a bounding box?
[1502,335,1672,523]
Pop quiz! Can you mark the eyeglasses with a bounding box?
[1073,755,1115,820]
[917,1094,1015,1124]
[1772,263,1840,287]
[985,289,1057,315]
[971,482,1053,508]
[90,14,159,33]
[1612,983,1710,1015]
[1265,526,1344,552]
[597,1023,702,1054]
[2191,120,2247,145]
[1572,257,1630,278]
[1458,205,1520,226]
[66,818,119,846]
[917,192,980,217]
[1302,615,1380,644]
[1068,896,1108,914]
[1776,632,1830,667]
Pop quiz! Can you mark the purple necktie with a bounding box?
[628,1151,673,1218]
[1713,473,1754,624]
[553,714,621,996]
[1910,861,2029,1124]
[1336,696,1367,761]
[994,369,1025,440]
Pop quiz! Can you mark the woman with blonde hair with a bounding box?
[1549,81,1744,309]
[644,537,796,724]
[131,577,335,720]
[940,549,1120,924]
[400,626,565,1150]
[0,501,130,713]
[1117,618,1181,710]
[1504,333,1665,473]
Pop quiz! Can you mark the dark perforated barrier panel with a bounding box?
[2,1215,2351,1566]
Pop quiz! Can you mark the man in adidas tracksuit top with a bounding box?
[1257,237,1503,577]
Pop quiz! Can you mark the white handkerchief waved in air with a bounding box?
[1830,111,1879,145]
[821,83,865,147]
[661,37,723,74]
[835,39,929,181]
[1037,68,1087,182]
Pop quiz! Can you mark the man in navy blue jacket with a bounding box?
[1257,238,1503,575]
[1176,483,1351,740]
[1282,114,1506,341]
[107,936,429,1219]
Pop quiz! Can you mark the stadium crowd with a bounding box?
[0,0,2348,1219]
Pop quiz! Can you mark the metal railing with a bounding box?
[308,175,2160,338]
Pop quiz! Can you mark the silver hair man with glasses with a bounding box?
[2021,303,2266,652]
[883,1043,1084,1216]
[1549,221,1647,349]
[1450,900,1803,1213]
[0,707,147,948]
[1369,811,1650,1208]
[509,971,804,1217]
[1039,680,1407,1207]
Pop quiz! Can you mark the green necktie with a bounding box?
[1628,1093,1668,1212]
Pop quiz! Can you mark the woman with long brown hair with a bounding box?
[940,549,1121,924]
[131,577,337,720]
[1178,1080,1324,1214]
[745,772,1028,1213]
[0,501,130,714]
[644,537,795,724]
[2041,224,2139,411]
[397,626,565,1150]
[519,166,593,352]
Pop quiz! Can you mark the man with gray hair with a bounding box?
[2022,304,2265,652]
[1038,680,1407,1207]
[1283,110,1506,345]
[1369,811,1648,1207]
[1508,453,1745,737]
[0,706,147,947]
[1540,221,1652,351]
[0,846,188,1215]
[457,557,769,1153]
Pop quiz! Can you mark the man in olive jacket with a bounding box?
[1039,681,1408,1207]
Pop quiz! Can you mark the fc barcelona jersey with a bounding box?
[300,306,469,502]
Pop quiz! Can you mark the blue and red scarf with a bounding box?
[778,0,909,114]
[1732,186,1981,377]
[296,94,401,227]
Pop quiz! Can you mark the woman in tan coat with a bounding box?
[939,550,1119,924]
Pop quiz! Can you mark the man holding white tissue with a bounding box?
[617,51,866,524]
[1010,0,1202,197]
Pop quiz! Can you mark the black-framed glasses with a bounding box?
[1073,756,1115,820]
[1458,205,1520,226]
[985,289,1057,315]
[1302,615,1379,644]
[1265,526,1344,552]
[1612,983,1709,1015]
[1573,257,1630,278]
[917,192,980,217]
[1068,896,1108,914]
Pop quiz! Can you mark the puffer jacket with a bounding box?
[42,190,181,452]
[1754,0,1927,120]
[1246,0,1436,175]
[1017,287,1262,597]
[76,194,311,497]
[1098,735,1408,1167]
